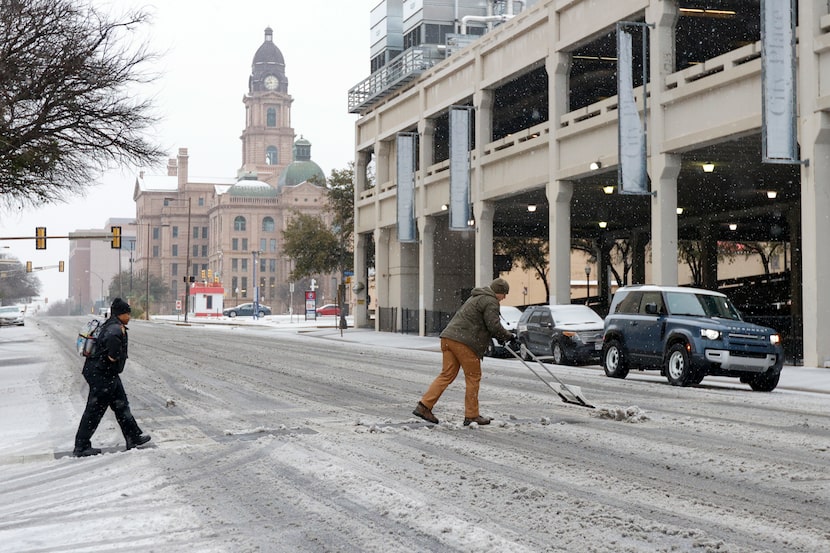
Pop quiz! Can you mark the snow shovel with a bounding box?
[505,344,595,409]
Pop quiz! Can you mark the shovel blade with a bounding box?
[549,382,595,409]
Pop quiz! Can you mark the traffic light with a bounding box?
[58,261,65,272]
[26,261,32,272]
[111,226,122,249]
[200,269,206,280]
[35,227,46,249]
[207,269,213,281]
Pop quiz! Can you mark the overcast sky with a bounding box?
[0,0,377,302]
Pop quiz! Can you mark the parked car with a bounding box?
[486,305,523,357]
[0,305,24,326]
[515,304,604,365]
[316,304,341,316]
[223,303,271,318]
[601,285,783,391]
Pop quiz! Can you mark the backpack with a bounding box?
[76,318,104,357]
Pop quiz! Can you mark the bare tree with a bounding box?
[0,0,165,208]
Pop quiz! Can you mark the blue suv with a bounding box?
[602,285,783,391]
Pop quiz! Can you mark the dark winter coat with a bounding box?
[83,316,129,376]
[440,286,514,359]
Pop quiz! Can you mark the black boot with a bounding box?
[73,446,102,457]
[125,434,151,450]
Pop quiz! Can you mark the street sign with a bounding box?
[176,300,182,311]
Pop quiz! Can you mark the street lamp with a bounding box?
[585,265,592,300]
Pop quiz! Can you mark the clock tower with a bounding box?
[240,27,294,186]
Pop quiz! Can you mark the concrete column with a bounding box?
[547,180,573,305]
[788,204,803,363]
[475,89,494,147]
[474,201,495,285]
[375,140,391,187]
[418,216,436,336]
[353,232,370,328]
[798,0,830,367]
[547,37,572,305]
[355,150,370,196]
[648,1,680,286]
[374,227,390,332]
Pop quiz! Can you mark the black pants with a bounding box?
[74,368,142,449]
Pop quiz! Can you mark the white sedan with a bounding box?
[0,305,24,326]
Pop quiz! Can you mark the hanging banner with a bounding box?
[396,132,417,243]
[449,106,473,230]
[617,26,648,194]
[761,0,798,163]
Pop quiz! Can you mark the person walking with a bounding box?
[73,298,151,457]
[413,278,516,426]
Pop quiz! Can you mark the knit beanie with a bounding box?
[489,278,510,295]
[111,297,131,316]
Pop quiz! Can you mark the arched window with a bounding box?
[266,146,278,165]
[266,107,277,127]
[234,216,246,231]
[262,216,275,232]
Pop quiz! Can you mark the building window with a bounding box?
[260,238,267,252]
[202,227,208,239]
[172,245,178,257]
[193,226,199,239]
[260,258,266,272]
[171,263,178,276]
[193,245,199,258]
[234,216,246,231]
[241,258,248,271]
[171,280,177,298]
[153,227,159,240]
[198,197,204,207]
[270,238,277,252]
[201,245,208,257]
[269,258,276,272]
[172,226,179,238]
[242,238,248,250]
[232,276,238,296]
[266,107,276,127]
[262,216,275,232]
[206,296,213,310]
[153,245,159,257]
[232,238,238,251]
[232,258,238,271]
[266,146,278,165]
[241,277,248,298]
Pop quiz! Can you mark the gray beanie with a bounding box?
[489,278,510,295]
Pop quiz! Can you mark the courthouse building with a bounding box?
[349,0,830,367]
[133,28,330,315]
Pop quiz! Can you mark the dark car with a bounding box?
[516,304,604,365]
[601,285,783,391]
[223,303,271,318]
[316,304,341,316]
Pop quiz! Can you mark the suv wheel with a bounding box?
[665,343,695,386]
[602,339,629,378]
[551,340,570,365]
[747,368,780,392]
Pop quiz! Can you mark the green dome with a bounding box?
[278,136,325,187]
[278,160,325,187]
[228,175,278,197]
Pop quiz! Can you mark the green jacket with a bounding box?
[440,286,515,358]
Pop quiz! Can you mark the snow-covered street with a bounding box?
[1,317,828,552]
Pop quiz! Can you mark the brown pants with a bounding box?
[420,337,482,418]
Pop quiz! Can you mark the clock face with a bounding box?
[264,75,279,90]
